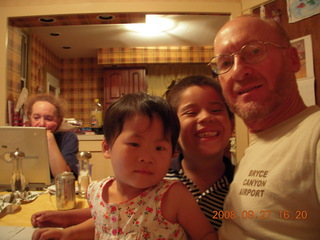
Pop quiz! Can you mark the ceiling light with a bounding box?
[50,33,61,36]
[126,15,174,36]
[37,17,56,23]
[97,14,115,21]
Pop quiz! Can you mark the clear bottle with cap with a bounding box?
[90,98,103,134]
[11,148,26,192]
[77,151,92,198]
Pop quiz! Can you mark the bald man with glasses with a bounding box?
[213,15,320,240]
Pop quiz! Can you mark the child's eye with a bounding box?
[156,146,165,151]
[211,107,228,113]
[211,109,223,113]
[129,142,140,147]
[182,110,196,116]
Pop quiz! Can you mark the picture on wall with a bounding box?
[287,0,320,23]
[291,34,314,80]
[291,34,315,106]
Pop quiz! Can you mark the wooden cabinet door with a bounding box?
[104,68,146,110]
[126,69,147,94]
[104,69,126,108]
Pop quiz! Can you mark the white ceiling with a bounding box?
[29,14,230,59]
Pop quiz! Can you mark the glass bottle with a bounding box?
[77,151,92,198]
[90,98,103,134]
[11,148,26,192]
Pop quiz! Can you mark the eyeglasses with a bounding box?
[208,40,288,75]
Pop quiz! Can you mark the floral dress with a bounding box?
[87,177,189,240]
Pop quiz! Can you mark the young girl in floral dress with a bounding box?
[87,92,217,240]
[32,92,217,240]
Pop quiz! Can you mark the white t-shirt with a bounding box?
[219,106,320,240]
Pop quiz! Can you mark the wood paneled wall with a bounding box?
[254,0,320,105]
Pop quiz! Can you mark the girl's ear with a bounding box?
[102,139,111,158]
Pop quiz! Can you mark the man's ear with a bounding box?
[288,46,301,73]
[102,139,111,158]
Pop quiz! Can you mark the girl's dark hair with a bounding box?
[103,92,180,154]
[165,75,234,119]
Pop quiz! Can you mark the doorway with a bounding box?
[46,72,60,96]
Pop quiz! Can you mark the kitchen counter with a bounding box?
[77,134,104,141]
[77,135,114,180]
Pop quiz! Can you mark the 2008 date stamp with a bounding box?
[212,210,308,220]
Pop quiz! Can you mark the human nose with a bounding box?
[38,118,46,127]
[138,149,154,164]
[198,110,214,124]
[230,54,253,81]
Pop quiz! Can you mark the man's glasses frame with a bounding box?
[208,40,288,76]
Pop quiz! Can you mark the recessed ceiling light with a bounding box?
[37,17,56,23]
[97,14,115,21]
[50,33,61,36]
[126,15,174,36]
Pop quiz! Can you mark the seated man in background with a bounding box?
[25,94,79,178]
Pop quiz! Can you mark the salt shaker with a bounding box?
[10,148,26,192]
[77,151,92,198]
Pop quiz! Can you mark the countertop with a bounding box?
[77,134,104,141]
[0,191,88,227]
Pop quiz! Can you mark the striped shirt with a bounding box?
[165,155,234,230]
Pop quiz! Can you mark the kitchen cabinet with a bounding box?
[104,68,147,109]
[78,136,114,181]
